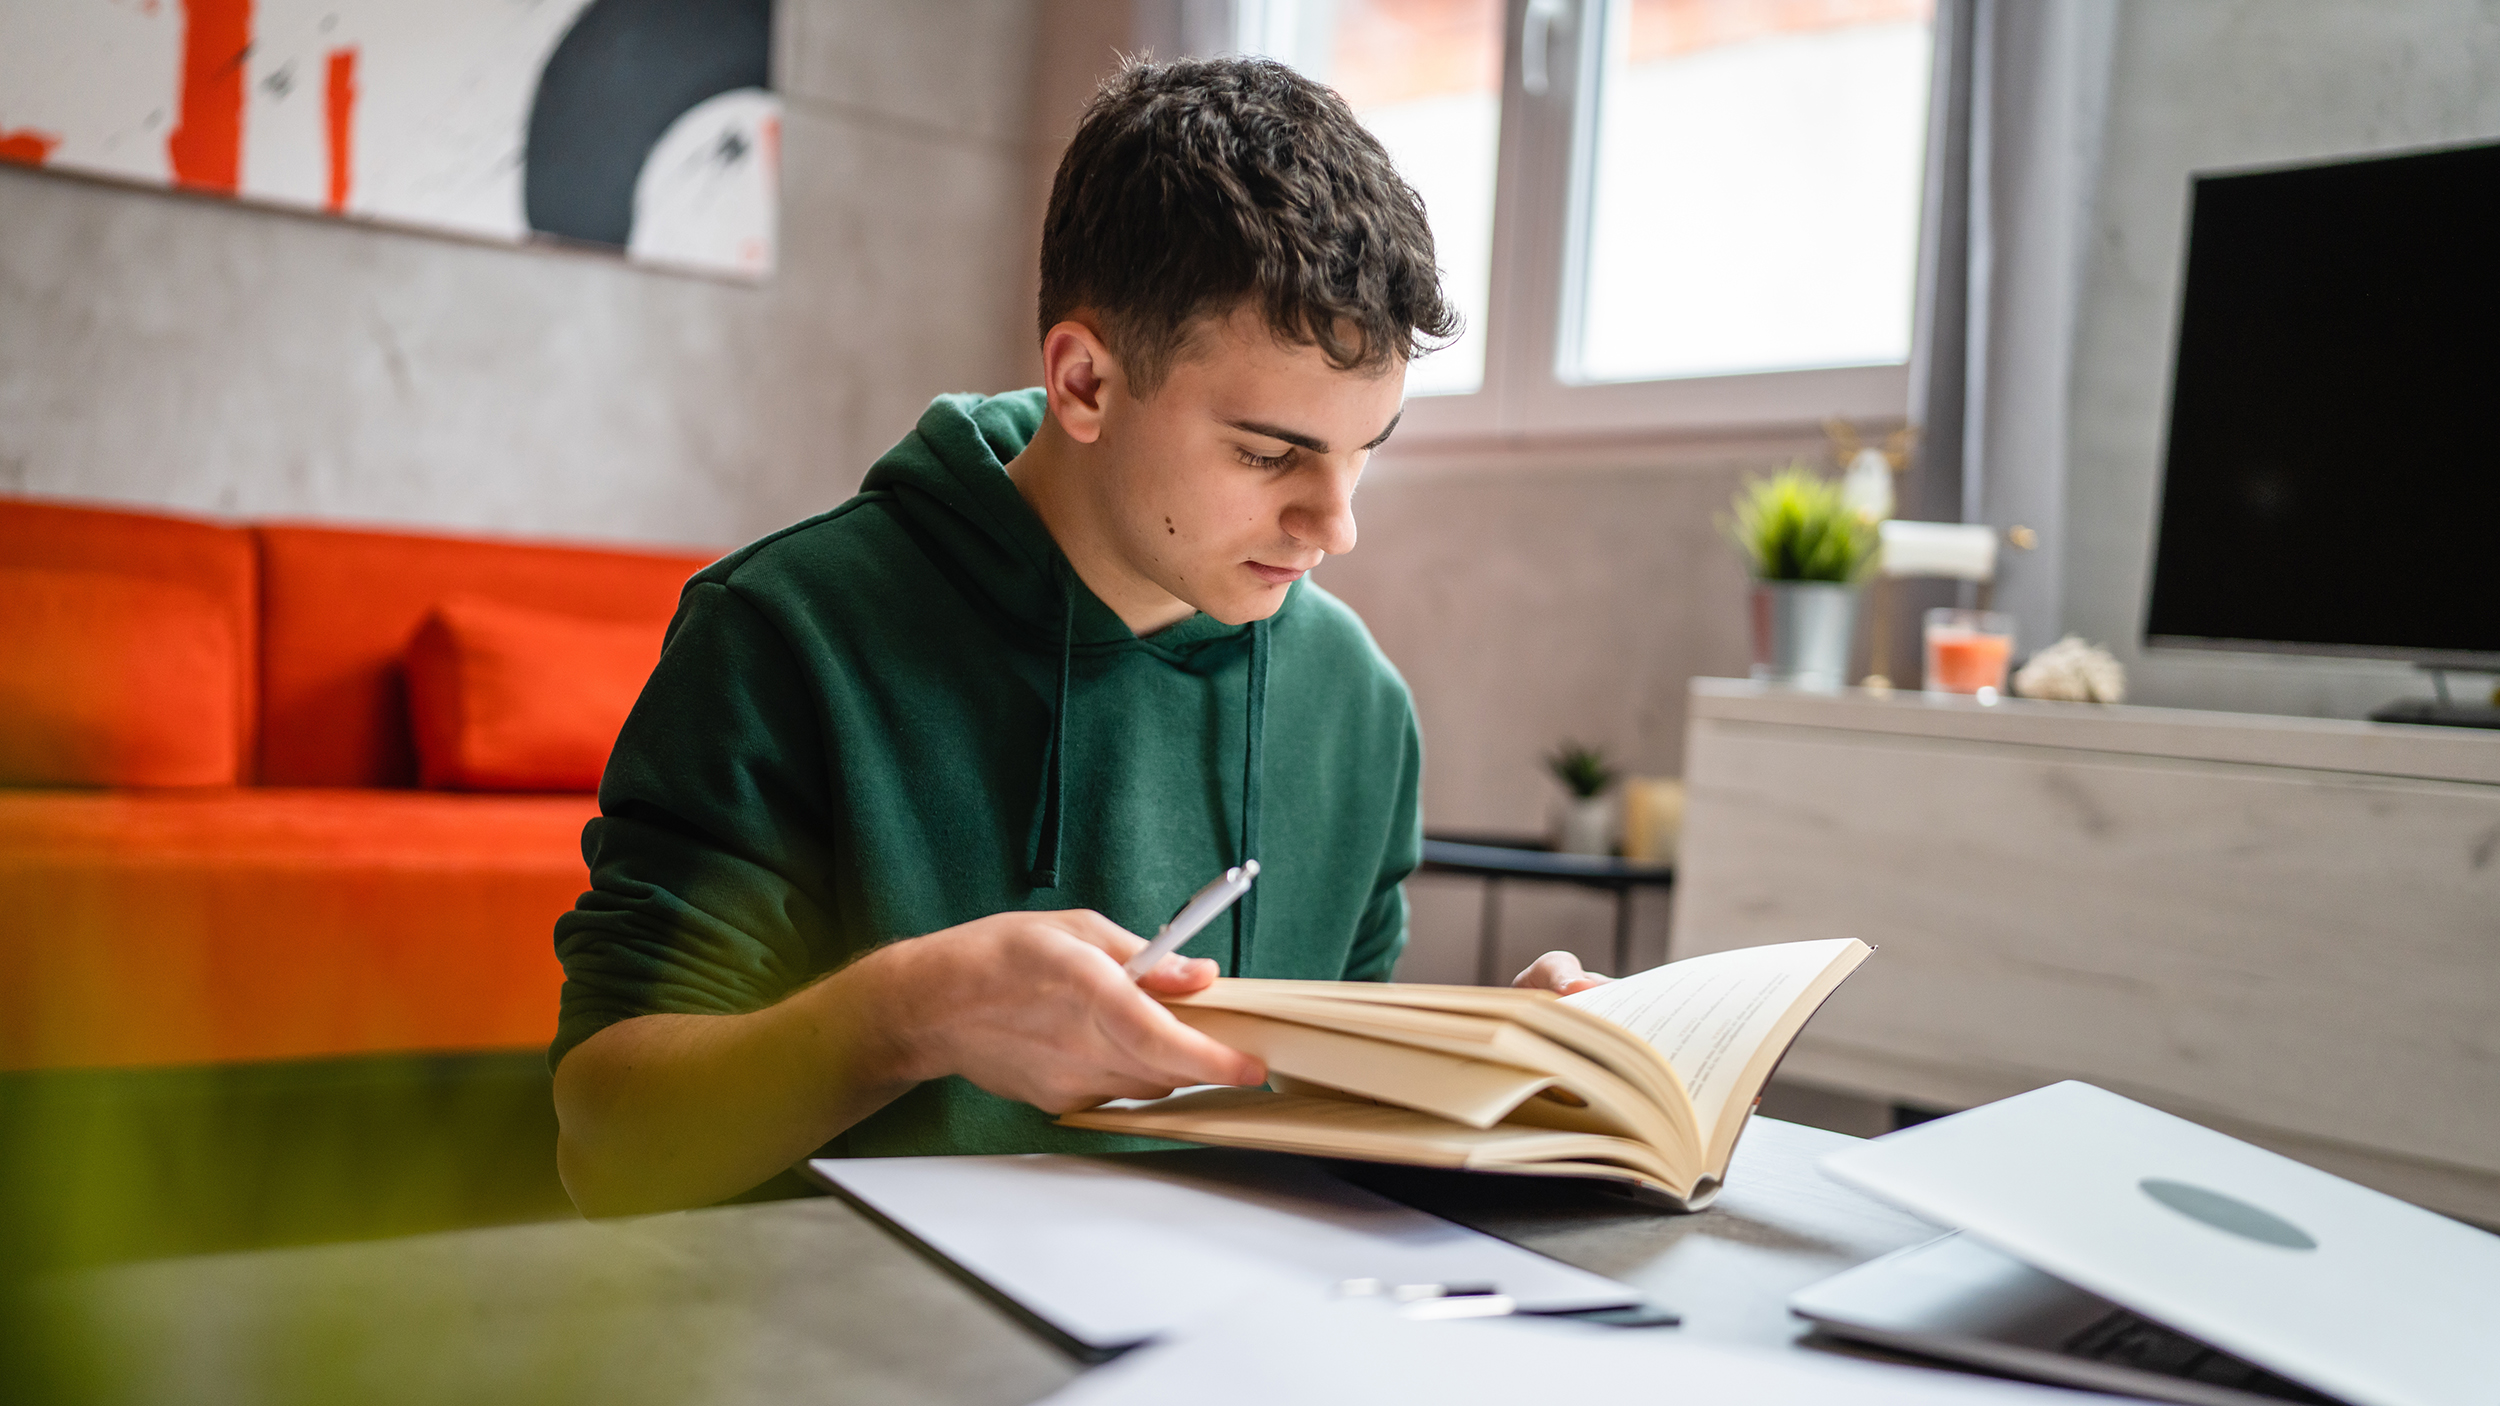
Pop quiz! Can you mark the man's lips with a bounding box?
[1245,561,1310,586]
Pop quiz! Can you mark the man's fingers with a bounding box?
[955,910,1259,1113]
[1513,950,1582,989]
[1094,986,1266,1088]
[1050,911,1217,993]
[1051,909,1151,963]
[1137,1017,1266,1088]
[1136,955,1219,995]
[1513,950,1611,994]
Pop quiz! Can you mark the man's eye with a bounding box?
[1236,446,1296,470]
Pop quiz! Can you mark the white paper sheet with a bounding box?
[1040,1293,2137,1405]
[808,1148,1639,1351]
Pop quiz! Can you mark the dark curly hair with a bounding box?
[1038,56,1461,395]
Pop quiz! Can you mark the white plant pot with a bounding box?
[1553,795,1614,857]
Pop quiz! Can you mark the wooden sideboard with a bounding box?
[1674,678,2500,1224]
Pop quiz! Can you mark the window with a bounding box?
[1234,0,1508,396]
[1574,0,1932,383]
[1239,0,1936,440]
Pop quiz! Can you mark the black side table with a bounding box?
[1416,833,1677,985]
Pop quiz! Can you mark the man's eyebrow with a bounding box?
[1225,418,1330,453]
[1224,409,1405,455]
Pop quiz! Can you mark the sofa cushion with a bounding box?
[0,569,242,787]
[0,496,259,775]
[0,788,599,1069]
[255,524,713,787]
[406,596,662,791]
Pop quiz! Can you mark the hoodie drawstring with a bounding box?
[1232,617,1269,976]
[1026,567,1074,889]
[1026,569,1270,977]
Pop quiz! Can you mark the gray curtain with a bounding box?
[1906,0,2118,662]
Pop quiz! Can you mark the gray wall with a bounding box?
[2059,0,2500,718]
[0,0,1045,552]
[1326,438,1820,827]
[1322,433,1829,983]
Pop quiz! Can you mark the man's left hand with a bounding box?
[1512,950,1611,996]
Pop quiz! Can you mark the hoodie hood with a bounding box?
[859,391,1274,956]
[859,390,1284,659]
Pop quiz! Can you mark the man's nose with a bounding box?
[1287,468,1359,556]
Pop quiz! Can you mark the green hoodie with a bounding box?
[552,389,1422,1159]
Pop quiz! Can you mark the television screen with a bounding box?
[2144,139,2500,666]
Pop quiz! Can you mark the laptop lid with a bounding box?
[1791,1232,2339,1406]
[1819,1082,2500,1406]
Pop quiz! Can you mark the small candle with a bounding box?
[1924,610,2015,694]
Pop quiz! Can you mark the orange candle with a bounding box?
[1926,630,2012,693]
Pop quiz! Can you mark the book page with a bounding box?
[1171,1008,1563,1130]
[1165,995,1682,1151]
[1173,981,1698,1147]
[1561,939,1864,1143]
[1062,1087,1686,1197]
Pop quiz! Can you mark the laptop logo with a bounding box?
[2140,1178,2318,1250]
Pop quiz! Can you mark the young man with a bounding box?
[549,57,1602,1217]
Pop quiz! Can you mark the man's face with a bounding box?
[1086,306,1406,627]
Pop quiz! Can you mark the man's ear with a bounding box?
[1040,318,1118,446]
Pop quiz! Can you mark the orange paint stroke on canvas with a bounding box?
[0,130,62,167]
[167,0,253,192]
[325,46,358,213]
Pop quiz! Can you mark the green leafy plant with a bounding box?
[1545,740,1618,799]
[1723,465,1880,583]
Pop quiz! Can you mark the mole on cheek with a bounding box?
[1165,516,1176,536]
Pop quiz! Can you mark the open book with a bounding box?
[1060,938,1870,1211]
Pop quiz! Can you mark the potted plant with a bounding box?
[1545,740,1619,857]
[1723,465,1880,691]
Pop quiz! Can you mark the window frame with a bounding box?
[1388,0,1920,449]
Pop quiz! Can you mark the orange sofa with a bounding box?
[0,496,714,1072]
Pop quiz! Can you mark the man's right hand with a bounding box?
[554,907,1264,1217]
[873,908,1266,1113]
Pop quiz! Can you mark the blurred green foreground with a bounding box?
[1,1052,579,1402]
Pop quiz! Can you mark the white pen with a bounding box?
[1123,859,1261,979]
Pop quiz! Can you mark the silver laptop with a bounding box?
[1796,1082,2500,1406]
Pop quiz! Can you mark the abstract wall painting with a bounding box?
[0,0,780,280]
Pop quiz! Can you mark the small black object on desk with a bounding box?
[2368,697,2500,730]
[2368,665,2500,729]
[1418,833,1676,985]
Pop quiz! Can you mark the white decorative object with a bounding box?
[1554,795,1614,857]
[2012,635,2127,703]
[1876,520,1998,581]
[1841,447,1896,522]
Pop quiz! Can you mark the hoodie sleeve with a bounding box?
[1340,710,1423,983]
[549,580,845,1070]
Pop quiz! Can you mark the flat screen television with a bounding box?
[2144,139,2500,673]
